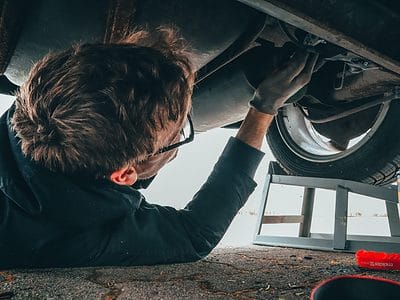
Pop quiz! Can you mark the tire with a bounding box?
[266,101,400,185]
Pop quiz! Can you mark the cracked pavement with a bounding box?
[1,246,399,299]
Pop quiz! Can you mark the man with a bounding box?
[0,29,317,268]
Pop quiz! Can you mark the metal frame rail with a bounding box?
[253,162,400,252]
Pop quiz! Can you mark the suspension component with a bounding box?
[300,86,400,124]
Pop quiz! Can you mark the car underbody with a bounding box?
[1,0,399,184]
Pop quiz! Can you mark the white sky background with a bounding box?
[0,95,396,247]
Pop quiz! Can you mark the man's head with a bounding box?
[12,28,195,185]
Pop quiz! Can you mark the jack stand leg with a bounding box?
[254,174,271,237]
[386,201,400,237]
[334,186,348,250]
[299,187,315,237]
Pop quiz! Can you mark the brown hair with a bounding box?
[12,27,195,178]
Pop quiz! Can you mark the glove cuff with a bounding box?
[248,97,278,116]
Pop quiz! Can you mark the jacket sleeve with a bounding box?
[94,137,264,266]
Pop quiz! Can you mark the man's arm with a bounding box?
[236,108,274,150]
[89,136,263,266]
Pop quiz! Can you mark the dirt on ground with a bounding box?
[0,246,399,299]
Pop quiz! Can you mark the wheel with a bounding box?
[266,101,400,185]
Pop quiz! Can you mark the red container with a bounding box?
[356,250,400,270]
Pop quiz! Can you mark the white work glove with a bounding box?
[249,51,319,115]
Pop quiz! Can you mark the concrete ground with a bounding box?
[0,246,399,299]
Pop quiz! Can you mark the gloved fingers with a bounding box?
[291,52,319,88]
[276,51,309,82]
[303,52,319,77]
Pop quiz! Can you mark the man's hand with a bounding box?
[249,51,319,115]
[236,51,319,150]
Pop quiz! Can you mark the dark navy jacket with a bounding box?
[0,105,263,269]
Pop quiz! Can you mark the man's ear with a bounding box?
[110,165,138,186]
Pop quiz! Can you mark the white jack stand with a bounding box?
[253,162,400,252]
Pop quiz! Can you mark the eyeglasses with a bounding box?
[151,114,194,156]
